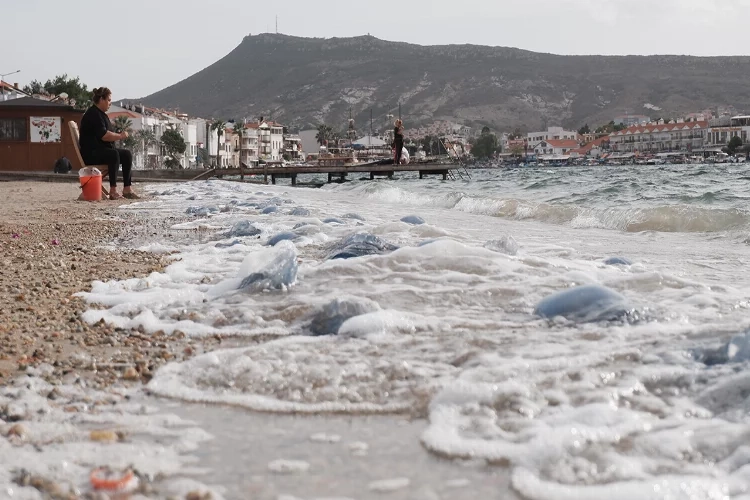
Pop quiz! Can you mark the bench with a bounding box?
[68,121,110,198]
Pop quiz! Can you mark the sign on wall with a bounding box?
[30,117,61,143]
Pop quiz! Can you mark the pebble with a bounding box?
[7,423,27,438]
[89,429,118,442]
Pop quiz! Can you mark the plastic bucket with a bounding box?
[79,167,102,201]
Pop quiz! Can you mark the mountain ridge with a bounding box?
[133,33,750,133]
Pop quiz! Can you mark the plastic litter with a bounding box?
[89,467,137,492]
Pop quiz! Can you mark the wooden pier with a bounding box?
[215,161,462,186]
[0,160,468,186]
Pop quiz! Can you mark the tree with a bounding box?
[578,124,590,135]
[727,136,743,155]
[233,121,245,167]
[210,119,226,167]
[316,124,333,145]
[510,144,524,157]
[508,128,523,140]
[132,129,157,169]
[23,74,92,110]
[113,116,133,148]
[480,126,491,135]
[161,128,187,169]
[471,130,500,159]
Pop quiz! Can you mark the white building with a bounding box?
[108,104,199,169]
[613,114,651,127]
[283,133,303,161]
[531,139,579,156]
[704,115,750,148]
[527,126,579,144]
[258,121,284,162]
[0,81,28,101]
[608,121,709,153]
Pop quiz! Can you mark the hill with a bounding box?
[134,34,750,133]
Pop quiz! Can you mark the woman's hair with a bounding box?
[92,87,112,104]
[394,119,403,127]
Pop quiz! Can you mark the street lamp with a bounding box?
[0,70,21,99]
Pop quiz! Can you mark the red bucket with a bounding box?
[79,167,102,201]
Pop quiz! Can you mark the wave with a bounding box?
[330,183,750,233]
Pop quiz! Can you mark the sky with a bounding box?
[2,0,750,100]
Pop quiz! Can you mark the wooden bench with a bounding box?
[68,121,110,198]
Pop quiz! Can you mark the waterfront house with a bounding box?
[704,115,749,149]
[0,81,29,102]
[526,126,579,145]
[0,96,83,172]
[608,121,708,153]
[569,137,610,158]
[531,139,579,156]
[108,104,199,169]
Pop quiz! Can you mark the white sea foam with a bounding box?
[70,174,750,498]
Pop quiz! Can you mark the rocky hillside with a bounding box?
[134,34,750,133]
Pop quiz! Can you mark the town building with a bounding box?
[0,97,84,171]
[283,133,303,161]
[526,126,579,145]
[108,103,199,169]
[569,137,610,158]
[704,115,749,149]
[613,114,651,127]
[258,121,284,162]
[0,81,29,102]
[608,121,709,153]
[531,139,579,156]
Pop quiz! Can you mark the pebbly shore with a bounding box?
[0,181,223,499]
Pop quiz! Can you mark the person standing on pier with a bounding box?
[393,119,404,165]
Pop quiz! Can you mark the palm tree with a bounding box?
[211,119,227,167]
[113,116,133,148]
[233,121,245,167]
[316,124,332,146]
[135,128,157,169]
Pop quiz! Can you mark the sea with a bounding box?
[11,163,750,499]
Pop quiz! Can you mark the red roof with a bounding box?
[611,121,708,136]
[107,110,140,119]
[571,137,609,154]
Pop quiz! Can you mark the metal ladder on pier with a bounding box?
[439,137,471,180]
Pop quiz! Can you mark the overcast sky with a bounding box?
[2,0,749,100]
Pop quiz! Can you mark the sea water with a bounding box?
[66,164,750,498]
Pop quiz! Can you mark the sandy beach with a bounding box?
[0,180,229,499]
[0,180,221,385]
